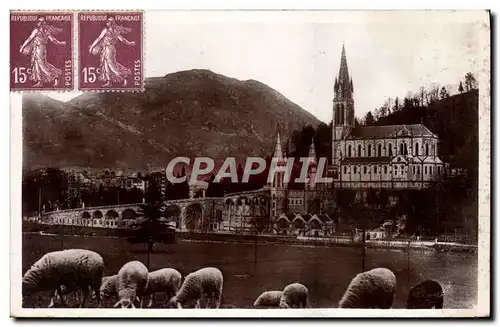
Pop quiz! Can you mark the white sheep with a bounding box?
[167,267,223,309]
[113,261,149,309]
[279,283,308,308]
[143,268,182,308]
[338,267,396,309]
[22,249,104,308]
[90,274,119,306]
[253,290,283,308]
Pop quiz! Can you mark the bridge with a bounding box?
[41,197,226,231]
[38,188,273,232]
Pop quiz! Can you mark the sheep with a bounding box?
[407,280,444,309]
[22,249,104,308]
[167,267,223,309]
[253,290,283,308]
[279,283,308,308]
[113,261,149,309]
[338,267,396,309]
[143,268,182,308]
[89,274,119,306]
[49,284,92,308]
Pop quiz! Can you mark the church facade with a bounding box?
[328,45,446,189]
[266,44,447,221]
[223,45,448,230]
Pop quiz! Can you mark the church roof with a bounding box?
[314,214,332,223]
[347,124,436,139]
[342,156,392,164]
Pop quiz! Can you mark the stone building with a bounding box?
[329,45,446,189]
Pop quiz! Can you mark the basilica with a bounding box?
[267,45,447,220]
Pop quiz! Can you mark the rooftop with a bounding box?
[348,124,435,139]
[342,156,392,164]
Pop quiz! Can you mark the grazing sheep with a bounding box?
[50,284,92,308]
[90,274,119,306]
[407,280,444,309]
[279,283,308,308]
[143,268,182,308]
[113,261,149,309]
[99,275,119,301]
[167,267,223,309]
[253,290,283,308]
[22,249,104,308]
[338,267,396,309]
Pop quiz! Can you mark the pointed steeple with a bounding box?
[339,44,350,83]
[335,43,353,101]
[308,137,317,166]
[273,133,285,164]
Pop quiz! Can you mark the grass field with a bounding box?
[21,233,477,309]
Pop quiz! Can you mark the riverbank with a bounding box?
[21,233,478,309]
[22,222,477,253]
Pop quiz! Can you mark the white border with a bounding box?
[5,3,493,320]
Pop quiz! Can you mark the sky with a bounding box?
[47,10,487,123]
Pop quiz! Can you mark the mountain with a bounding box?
[22,69,321,171]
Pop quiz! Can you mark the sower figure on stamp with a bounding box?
[89,17,136,87]
[19,17,66,87]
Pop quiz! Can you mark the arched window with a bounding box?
[340,104,345,125]
[377,144,382,156]
[348,145,352,157]
[357,145,362,157]
[388,144,393,157]
[336,104,341,125]
[400,143,404,155]
[368,144,372,157]
[425,144,429,156]
[404,143,408,155]
[415,143,419,156]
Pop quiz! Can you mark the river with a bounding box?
[21,233,477,309]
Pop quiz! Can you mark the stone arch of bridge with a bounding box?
[184,202,203,231]
[92,210,103,219]
[165,204,182,229]
[105,209,119,219]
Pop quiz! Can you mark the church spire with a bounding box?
[273,132,285,164]
[308,137,317,164]
[335,44,353,100]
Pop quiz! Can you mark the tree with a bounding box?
[393,97,400,113]
[440,86,450,99]
[427,84,440,103]
[363,111,375,126]
[464,72,477,91]
[458,81,464,93]
[130,181,167,269]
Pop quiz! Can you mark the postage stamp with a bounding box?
[10,11,74,91]
[78,11,144,92]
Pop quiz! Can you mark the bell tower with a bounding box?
[332,44,355,176]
